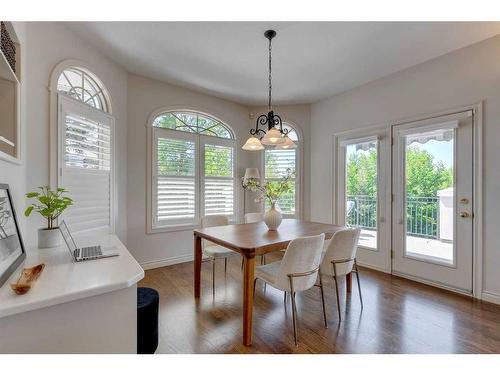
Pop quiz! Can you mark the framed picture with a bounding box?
[0,183,26,288]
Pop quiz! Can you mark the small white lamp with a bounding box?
[243,167,260,183]
[243,168,261,214]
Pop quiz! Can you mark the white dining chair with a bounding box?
[320,228,362,322]
[244,212,266,265]
[244,212,264,224]
[201,215,239,296]
[253,233,327,345]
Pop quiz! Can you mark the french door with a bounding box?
[336,109,475,293]
[392,111,473,293]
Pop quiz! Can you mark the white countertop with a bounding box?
[0,234,144,318]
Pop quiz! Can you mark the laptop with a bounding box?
[59,220,119,262]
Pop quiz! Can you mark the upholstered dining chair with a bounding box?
[253,233,327,345]
[244,212,266,265]
[320,228,362,322]
[201,215,239,296]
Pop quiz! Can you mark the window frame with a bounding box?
[261,122,302,219]
[57,93,116,234]
[147,110,237,233]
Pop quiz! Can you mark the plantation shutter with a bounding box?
[153,129,198,227]
[202,140,235,218]
[59,95,114,234]
[264,149,297,215]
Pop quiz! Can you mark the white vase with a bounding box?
[38,228,61,249]
[264,203,282,231]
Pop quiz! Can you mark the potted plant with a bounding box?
[24,186,73,248]
[242,168,294,230]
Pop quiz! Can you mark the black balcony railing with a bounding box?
[346,195,439,239]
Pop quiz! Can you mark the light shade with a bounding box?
[276,135,297,149]
[261,127,286,145]
[244,168,260,182]
[242,136,264,151]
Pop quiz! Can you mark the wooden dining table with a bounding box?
[193,219,347,346]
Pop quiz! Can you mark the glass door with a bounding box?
[392,111,473,293]
[336,129,392,272]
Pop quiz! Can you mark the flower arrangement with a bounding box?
[242,168,294,208]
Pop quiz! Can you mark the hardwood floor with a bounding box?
[139,253,500,353]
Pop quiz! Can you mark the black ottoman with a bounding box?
[137,287,159,354]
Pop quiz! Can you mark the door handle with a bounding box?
[459,212,471,218]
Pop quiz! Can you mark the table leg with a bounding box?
[242,254,256,346]
[346,272,352,293]
[194,235,202,298]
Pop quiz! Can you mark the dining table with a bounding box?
[193,218,347,346]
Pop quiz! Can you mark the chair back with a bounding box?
[244,212,264,224]
[274,233,325,292]
[201,215,228,228]
[201,215,229,249]
[320,228,360,277]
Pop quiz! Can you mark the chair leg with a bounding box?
[261,254,266,265]
[224,258,228,274]
[318,273,328,328]
[332,263,342,322]
[253,278,258,296]
[354,259,363,309]
[333,276,342,322]
[212,259,216,297]
[283,291,287,304]
[241,257,244,271]
[290,291,298,346]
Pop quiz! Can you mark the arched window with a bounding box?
[57,67,109,113]
[149,110,236,230]
[56,66,114,234]
[264,123,301,217]
[153,111,233,139]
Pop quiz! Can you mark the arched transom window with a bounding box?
[153,111,234,139]
[149,110,236,230]
[57,67,110,113]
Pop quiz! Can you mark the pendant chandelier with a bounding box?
[242,30,297,151]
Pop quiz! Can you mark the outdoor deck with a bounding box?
[359,229,453,263]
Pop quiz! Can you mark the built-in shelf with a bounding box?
[0,21,20,163]
[0,48,19,83]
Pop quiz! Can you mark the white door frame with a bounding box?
[332,102,483,299]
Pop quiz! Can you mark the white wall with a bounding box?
[248,104,311,219]
[22,22,128,244]
[127,74,253,267]
[310,35,500,303]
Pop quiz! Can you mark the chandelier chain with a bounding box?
[268,35,272,110]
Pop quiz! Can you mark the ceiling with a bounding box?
[65,22,500,105]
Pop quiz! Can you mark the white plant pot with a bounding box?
[264,203,283,231]
[38,228,61,249]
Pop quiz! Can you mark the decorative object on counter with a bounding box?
[0,184,26,289]
[10,264,45,295]
[0,22,16,73]
[24,186,73,248]
[242,168,294,230]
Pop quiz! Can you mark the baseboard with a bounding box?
[391,270,473,297]
[140,253,193,270]
[481,290,500,305]
[356,260,391,274]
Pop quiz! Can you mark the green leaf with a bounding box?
[26,192,39,198]
[24,206,34,217]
